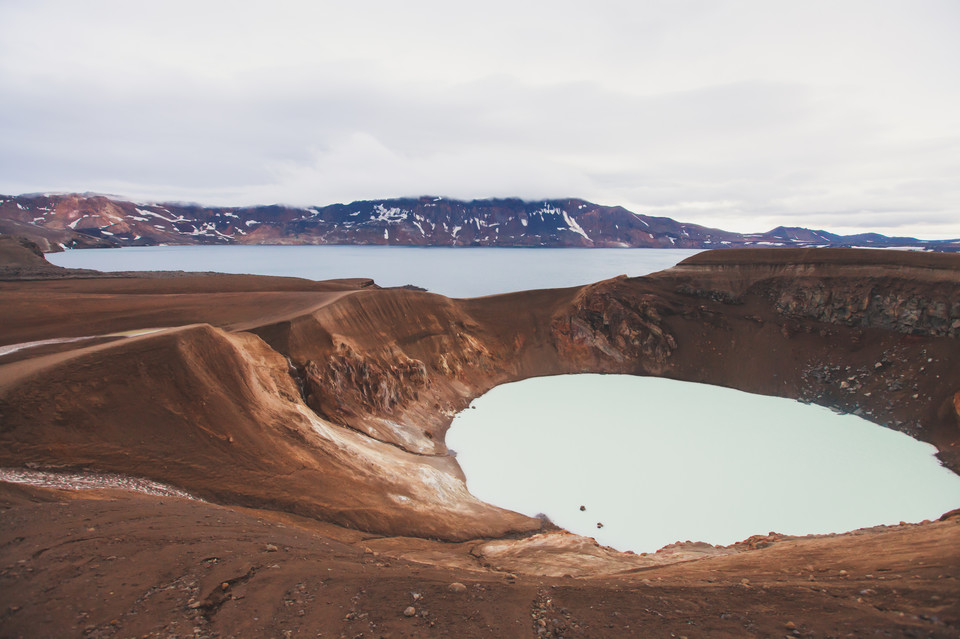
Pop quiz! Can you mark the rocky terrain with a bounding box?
[1,240,958,637]
[3,192,958,251]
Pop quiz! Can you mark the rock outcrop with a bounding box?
[552,278,677,374]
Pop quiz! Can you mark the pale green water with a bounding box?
[448,375,960,553]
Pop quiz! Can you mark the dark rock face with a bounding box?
[552,279,677,373]
[304,342,429,424]
[3,193,957,251]
[768,281,960,338]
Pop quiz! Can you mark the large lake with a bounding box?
[46,245,701,297]
[47,245,960,549]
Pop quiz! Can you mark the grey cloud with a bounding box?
[0,1,957,238]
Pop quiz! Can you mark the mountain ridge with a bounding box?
[1,192,957,252]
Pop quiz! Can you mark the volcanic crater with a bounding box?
[1,241,958,638]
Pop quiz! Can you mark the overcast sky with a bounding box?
[1,1,958,238]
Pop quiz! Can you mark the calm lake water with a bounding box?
[47,245,701,298]
[48,245,960,548]
[449,375,960,553]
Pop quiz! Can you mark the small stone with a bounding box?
[265,544,279,552]
[448,582,467,593]
[785,621,796,630]
[579,505,586,511]
[188,601,203,609]
[596,522,604,529]
[403,606,416,617]
[839,570,848,576]
[220,582,229,591]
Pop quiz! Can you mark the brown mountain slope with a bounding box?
[0,324,538,540]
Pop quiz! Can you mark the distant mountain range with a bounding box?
[1,192,957,252]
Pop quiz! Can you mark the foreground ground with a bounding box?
[2,483,958,639]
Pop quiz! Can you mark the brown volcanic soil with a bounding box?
[2,485,958,638]
[0,246,959,637]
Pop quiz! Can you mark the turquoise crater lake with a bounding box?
[448,375,960,553]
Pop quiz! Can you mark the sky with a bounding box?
[1,1,958,238]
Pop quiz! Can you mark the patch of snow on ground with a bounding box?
[373,204,408,223]
[0,336,102,357]
[631,212,650,227]
[0,468,199,500]
[561,210,590,241]
[136,208,189,224]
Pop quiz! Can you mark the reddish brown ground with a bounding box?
[2,485,959,639]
